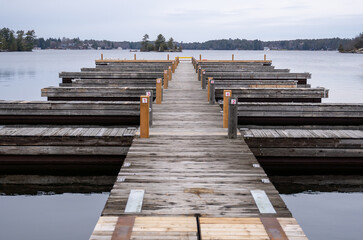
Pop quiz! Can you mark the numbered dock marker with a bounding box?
[231,99,237,104]
[146,91,151,97]
[203,71,206,74]
[157,79,161,83]
[211,80,214,84]
[142,98,148,103]
[225,92,231,97]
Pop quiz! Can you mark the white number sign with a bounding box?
[142,98,148,103]
[225,92,231,97]
[231,99,237,104]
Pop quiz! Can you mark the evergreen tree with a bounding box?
[167,37,174,50]
[141,34,149,51]
[24,30,35,51]
[16,30,24,51]
[155,34,166,52]
[9,32,17,51]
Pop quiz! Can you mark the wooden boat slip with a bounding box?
[0,100,140,125]
[237,102,363,125]
[215,87,328,102]
[0,126,136,164]
[59,72,163,83]
[241,128,363,163]
[41,87,156,101]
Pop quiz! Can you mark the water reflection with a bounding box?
[270,174,363,240]
[270,175,363,194]
[0,164,121,240]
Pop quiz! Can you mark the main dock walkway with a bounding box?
[90,62,307,239]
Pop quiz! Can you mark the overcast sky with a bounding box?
[1,0,362,42]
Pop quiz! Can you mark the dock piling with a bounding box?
[228,97,238,138]
[101,53,103,60]
[163,70,168,89]
[156,79,162,104]
[223,90,232,128]
[232,54,234,61]
[198,67,201,81]
[168,66,172,81]
[134,54,136,60]
[264,54,266,61]
[140,96,150,138]
[207,77,213,100]
[209,79,215,104]
[145,90,153,127]
[172,61,175,73]
[201,70,206,89]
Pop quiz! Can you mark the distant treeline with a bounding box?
[0,28,36,51]
[33,37,351,51]
[181,38,352,51]
[1,27,362,52]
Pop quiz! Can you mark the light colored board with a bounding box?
[250,190,277,214]
[124,190,145,213]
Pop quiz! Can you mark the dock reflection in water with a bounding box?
[270,174,363,240]
[0,164,121,240]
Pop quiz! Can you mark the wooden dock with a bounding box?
[241,128,363,165]
[90,62,307,239]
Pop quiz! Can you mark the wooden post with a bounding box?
[101,53,103,60]
[232,54,234,61]
[156,78,162,104]
[163,70,168,89]
[198,67,201,81]
[134,54,136,60]
[223,90,232,128]
[140,96,149,138]
[167,54,169,60]
[145,90,153,127]
[201,70,206,89]
[209,80,215,104]
[228,97,238,139]
[199,54,202,61]
[207,77,213,101]
[168,66,172,81]
[172,61,175,73]
[264,54,266,61]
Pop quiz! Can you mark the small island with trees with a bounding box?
[140,34,182,52]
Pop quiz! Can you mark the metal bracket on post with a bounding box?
[228,97,238,139]
[145,90,153,127]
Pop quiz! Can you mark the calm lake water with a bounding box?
[0,50,362,240]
